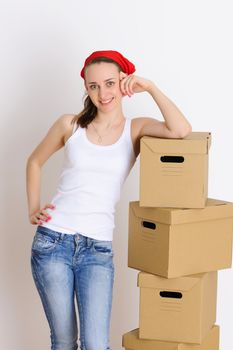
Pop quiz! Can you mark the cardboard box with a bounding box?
[140,132,211,208]
[138,271,217,343]
[128,199,233,278]
[122,326,219,350]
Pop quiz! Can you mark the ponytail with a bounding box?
[72,95,97,128]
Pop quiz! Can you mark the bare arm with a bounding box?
[26,114,73,224]
[120,74,192,139]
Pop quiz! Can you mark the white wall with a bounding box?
[1,0,233,349]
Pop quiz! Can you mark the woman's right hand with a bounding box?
[29,203,55,225]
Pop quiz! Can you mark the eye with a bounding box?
[89,84,98,90]
[106,81,115,87]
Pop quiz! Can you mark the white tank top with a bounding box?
[42,117,136,240]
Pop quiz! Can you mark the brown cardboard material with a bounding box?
[137,272,217,344]
[128,199,233,278]
[140,132,211,208]
[122,326,219,350]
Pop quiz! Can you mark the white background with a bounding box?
[1,0,233,349]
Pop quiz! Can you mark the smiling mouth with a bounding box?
[99,98,114,105]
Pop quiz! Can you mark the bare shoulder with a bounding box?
[59,114,76,144]
[59,113,75,130]
[27,114,76,167]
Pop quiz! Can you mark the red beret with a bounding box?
[80,50,136,79]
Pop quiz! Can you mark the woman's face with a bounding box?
[84,62,123,113]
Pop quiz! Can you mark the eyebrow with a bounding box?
[87,78,116,85]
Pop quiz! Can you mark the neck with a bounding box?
[94,107,125,127]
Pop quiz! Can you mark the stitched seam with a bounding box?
[31,256,56,349]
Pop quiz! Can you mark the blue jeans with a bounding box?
[31,225,114,350]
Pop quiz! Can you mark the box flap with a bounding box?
[122,328,178,350]
[130,201,173,224]
[141,132,211,154]
[132,198,233,224]
[137,272,205,291]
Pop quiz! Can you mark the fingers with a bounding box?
[119,71,127,81]
[120,74,135,97]
[30,204,55,225]
[30,212,44,225]
[43,203,56,211]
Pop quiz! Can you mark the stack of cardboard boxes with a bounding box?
[122,132,233,350]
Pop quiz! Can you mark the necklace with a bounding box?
[91,119,123,143]
[91,122,108,143]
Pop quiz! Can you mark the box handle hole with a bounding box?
[160,156,184,163]
[160,291,183,299]
[142,221,156,230]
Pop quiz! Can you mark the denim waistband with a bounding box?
[36,225,97,245]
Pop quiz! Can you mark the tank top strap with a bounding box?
[72,121,79,135]
[124,117,132,142]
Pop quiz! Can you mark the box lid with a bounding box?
[141,132,211,154]
[137,272,208,292]
[122,326,219,349]
[122,328,178,350]
[131,198,233,225]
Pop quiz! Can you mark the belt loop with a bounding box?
[75,233,79,245]
[59,232,64,241]
[87,237,92,248]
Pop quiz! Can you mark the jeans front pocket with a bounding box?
[92,240,113,255]
[32,232,58,254]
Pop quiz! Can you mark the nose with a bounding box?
[98,86,108,100]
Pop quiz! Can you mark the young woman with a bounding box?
[26,50,192,350]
